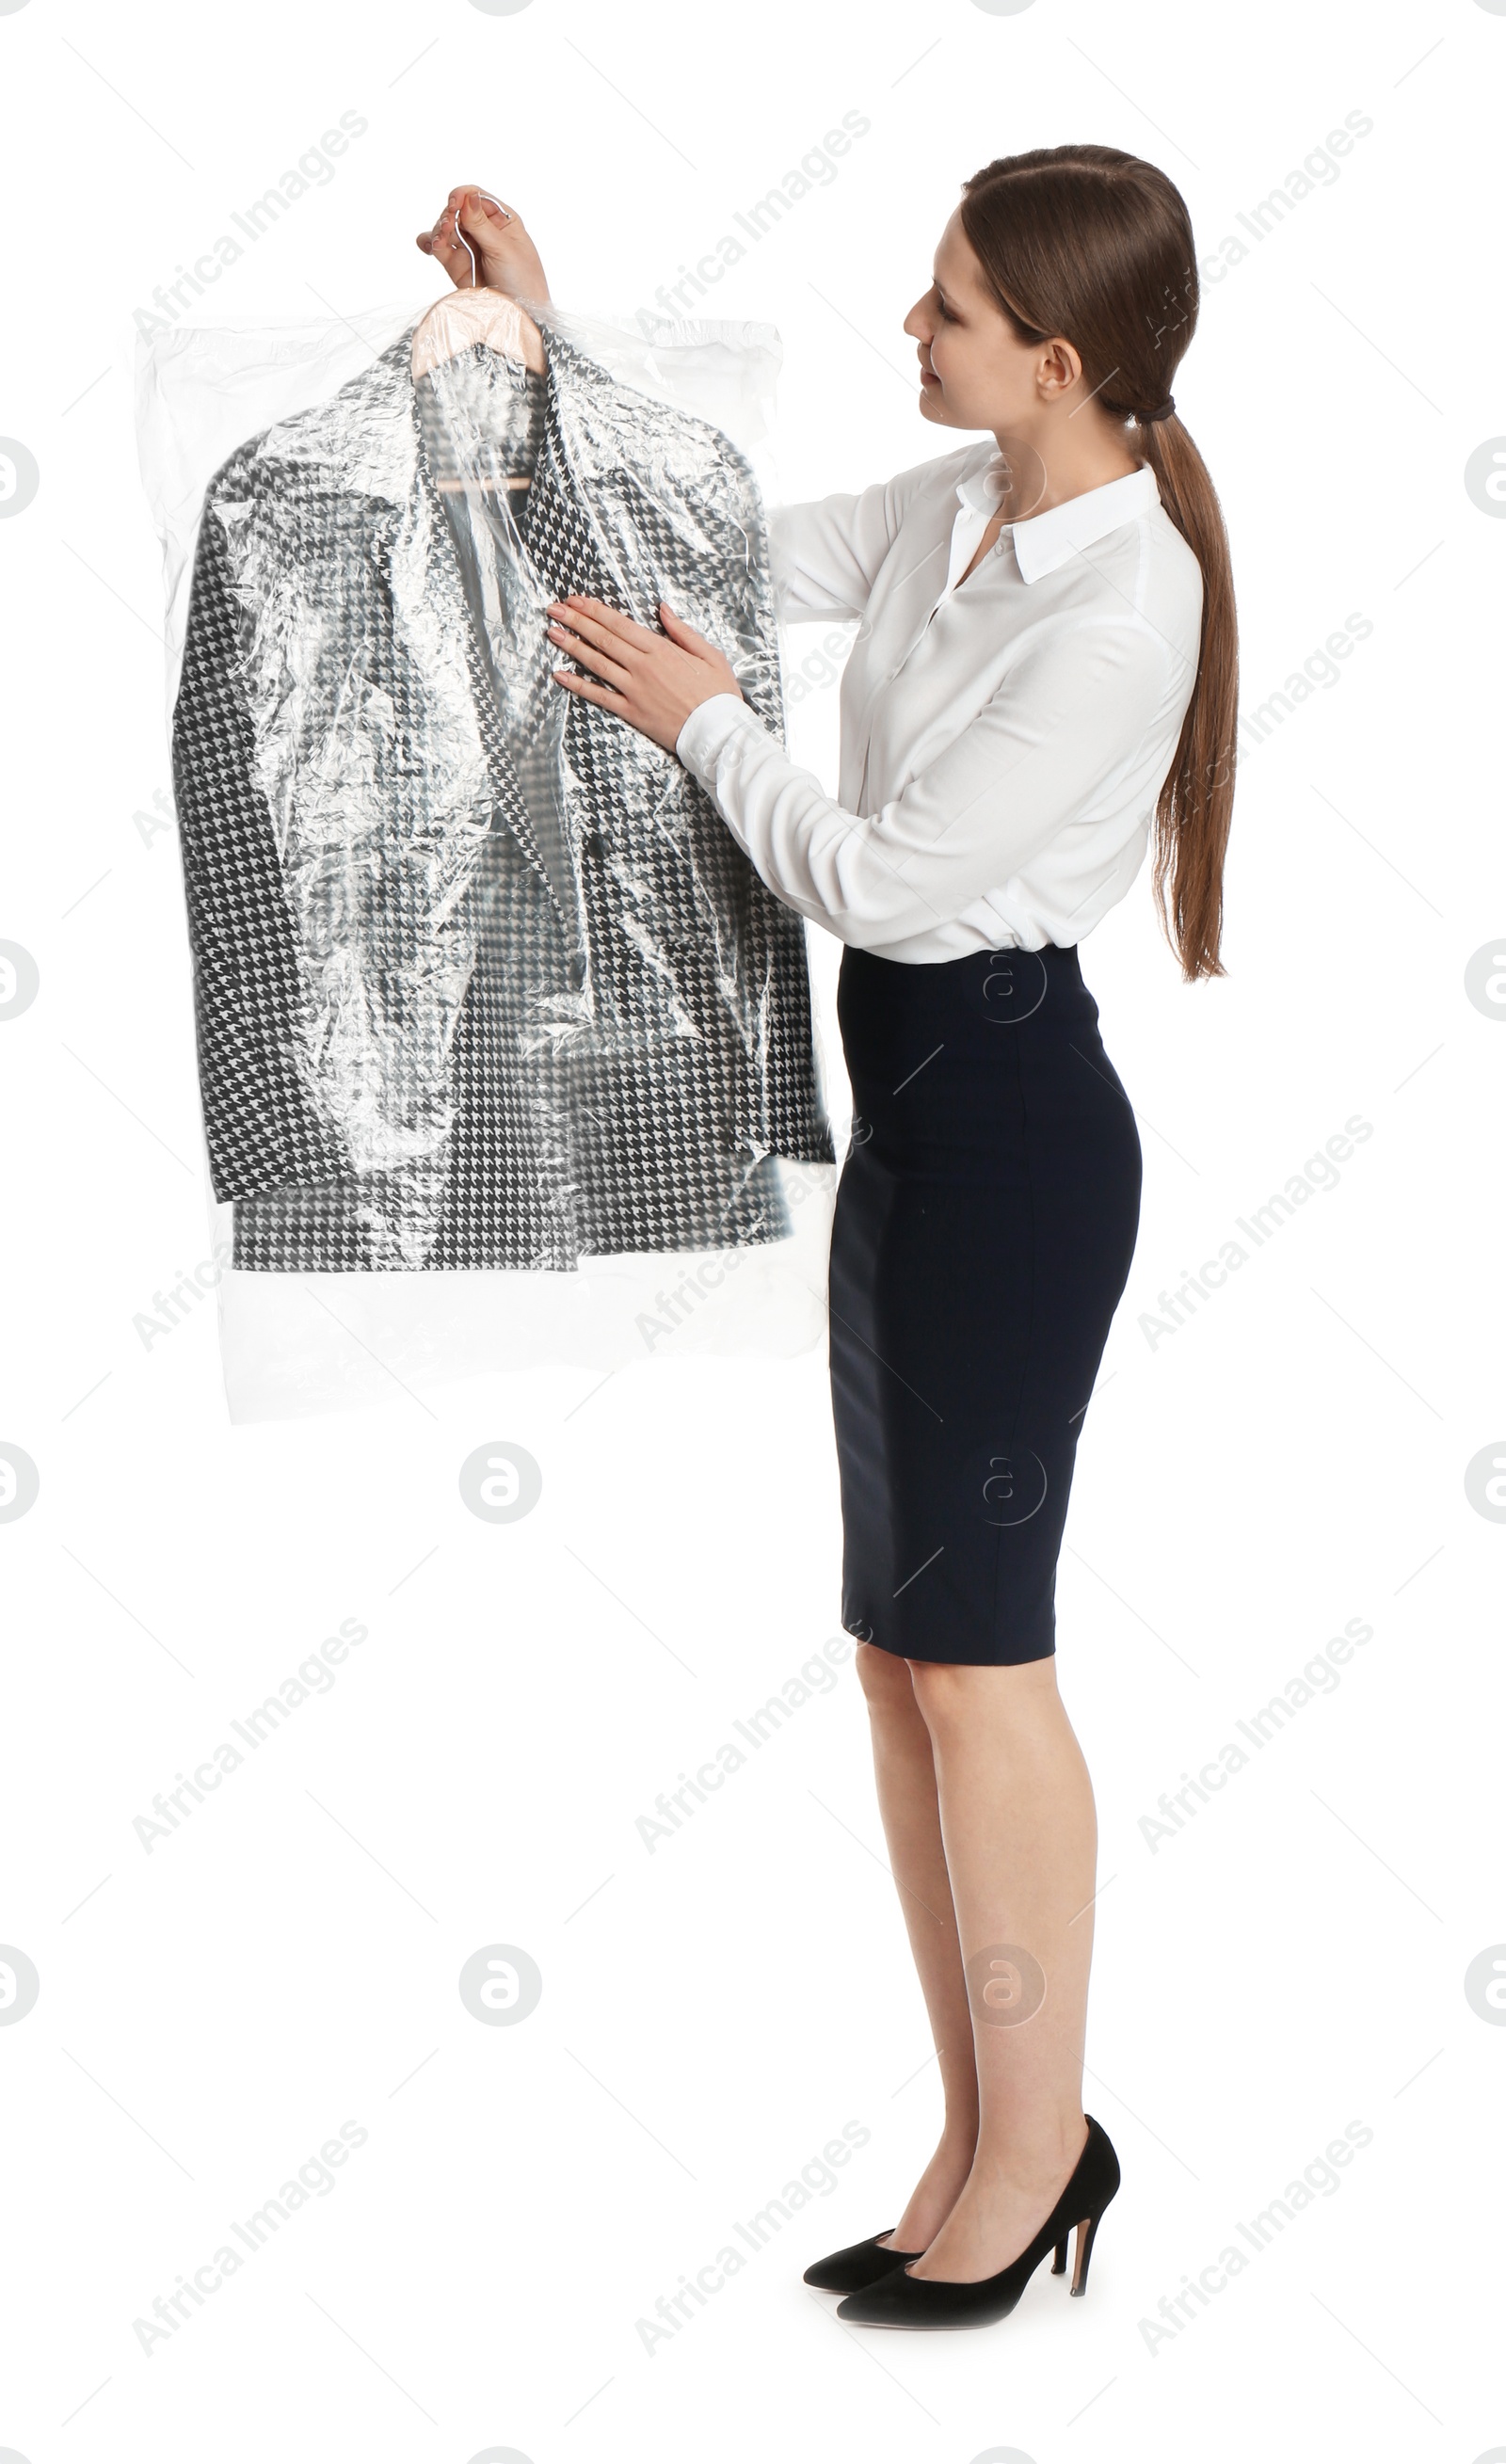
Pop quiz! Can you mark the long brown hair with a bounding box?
[960,145,1236,983]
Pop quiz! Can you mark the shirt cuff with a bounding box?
[674,692,760,786]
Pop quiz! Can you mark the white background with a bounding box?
[1,3,1502,2460]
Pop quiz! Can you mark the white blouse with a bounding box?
[673,445,1205,962]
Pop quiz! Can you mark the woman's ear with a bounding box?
[1036,337,1083,405]
[410,290,546,382]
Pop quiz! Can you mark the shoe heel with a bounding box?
[1069,2210,1102,2296]
[1050,2235,1068,2275]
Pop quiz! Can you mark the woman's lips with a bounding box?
[920,365,939,386]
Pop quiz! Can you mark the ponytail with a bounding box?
[1136,414,1237,982]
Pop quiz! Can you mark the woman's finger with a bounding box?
[547,603,645,667]
[546,618,633,690]
[457,186,515,228]
[416,192,490,283]
[655,606,719,664]
[551,595,660,654]
[419,209,470,280]
[552,667,626,711]
[418,184,552,300]
[657,602,716,655]
[450,185,524,287]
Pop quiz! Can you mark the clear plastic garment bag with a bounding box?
[136,291,836,1419]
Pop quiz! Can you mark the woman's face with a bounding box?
[905,207,1081,434]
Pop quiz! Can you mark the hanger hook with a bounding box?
[453,189,512,289]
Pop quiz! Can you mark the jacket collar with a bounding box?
[956,454,1160,584]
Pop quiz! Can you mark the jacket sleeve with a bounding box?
[673,618,1177,948]
[169,488,351,1203]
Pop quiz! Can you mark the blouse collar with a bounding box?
[956,453,1161,585]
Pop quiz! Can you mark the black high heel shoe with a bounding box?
[802,2229,922,2293]
[835,2116,1119,2329]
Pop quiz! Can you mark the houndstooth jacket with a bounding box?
[169,313,833,1272]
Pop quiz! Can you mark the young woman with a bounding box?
[418,144,1235,2331]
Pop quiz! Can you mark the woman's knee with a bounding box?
[907,1653,1059,1736]
[854,1640,920,1714]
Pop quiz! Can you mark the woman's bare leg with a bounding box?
[853,1642,979,2248]
[903,1655,1097,2280]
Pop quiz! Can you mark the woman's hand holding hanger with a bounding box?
[417,185,552,306]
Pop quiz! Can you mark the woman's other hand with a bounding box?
[546,598,746,755]
[416,186,551,304]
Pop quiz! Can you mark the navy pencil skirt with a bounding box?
[828,939,1143,1667]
